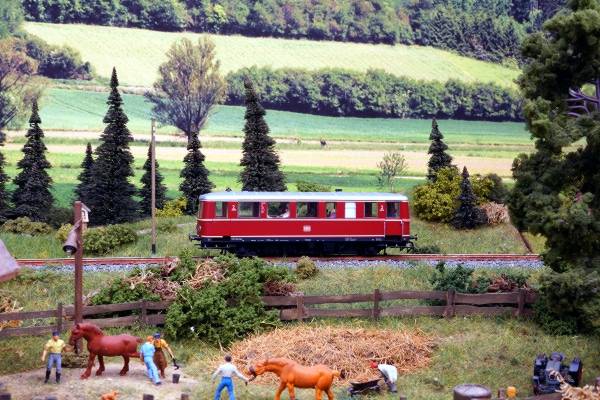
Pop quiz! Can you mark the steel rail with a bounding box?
[16,254,541,267]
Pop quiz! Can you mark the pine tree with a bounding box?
[451,167,486,229]
[86,68,138,225]
[0,131,8,219]
[239,78,286,191]
[180,132,213,214]
[427,118,453,181]
[140,142,167,216]
[11,101,53,221]
[74,142,94,204]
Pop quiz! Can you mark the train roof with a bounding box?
[199,191,408,202]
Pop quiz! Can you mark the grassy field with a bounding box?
[2,267,599,400]
[25,23,520,88]
[36,88,530,145]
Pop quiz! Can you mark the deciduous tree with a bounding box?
[140,142,167,216]
[377,152,407,192]
[239,78,286,191]
[426,118,453,181]
[87,68,138,225]
[75,142,94,204]
[11,101,54,221]
[146,37,226,142]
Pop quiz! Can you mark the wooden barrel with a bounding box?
[453,384,492,400]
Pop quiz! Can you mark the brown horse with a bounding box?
[249,358,341,400]
[69,323,142,379]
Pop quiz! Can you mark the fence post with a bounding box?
[516,288,526,317]
[140,301,148,326]
[445,289,456,318]
[56,303,63,334]
[296,295,304,321]
[372,289,381,320]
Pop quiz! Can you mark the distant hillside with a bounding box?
[25,22,520,88]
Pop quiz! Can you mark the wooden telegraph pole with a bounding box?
[73,201,84,324]
[151,118,157,255]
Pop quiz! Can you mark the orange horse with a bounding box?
[249,358,341,400]
[69,323,142,379]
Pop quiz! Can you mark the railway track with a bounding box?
[16,253,541,267]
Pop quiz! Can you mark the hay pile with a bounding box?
[0,293,22,331]
[227,326,435,384]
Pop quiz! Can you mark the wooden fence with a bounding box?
[262,288,536,321]
[0,289,536,338]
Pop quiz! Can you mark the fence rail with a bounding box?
[0,289,536,338]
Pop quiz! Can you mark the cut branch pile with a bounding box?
[551,370,600,400]
[126,271,181,301]
[487,274,530,293]
[227,326,435,385]
[0,293,22,331]
[263,280,297,296]
[186,259,225,289]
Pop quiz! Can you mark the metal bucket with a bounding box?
[173,373,181,384]
[453,384,492,400]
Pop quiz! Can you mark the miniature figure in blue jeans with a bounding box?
[212,355,249,400]
[41,331,68,384]
[140,336,161,385]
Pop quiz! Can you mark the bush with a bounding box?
[296,181,332,192]
[1,217,53,235]
[534,269,600,335]
[413,167,493,223]
[55,223,73,242]
[24,35,93,80]
[485,173,510,204]
[158,221,178,233]
[83,224,137,255]
[481,202,510,224]
[157,197,186,217]
[46,207,73,229]
[413,244,442,254]
[91,276,161,305]
[295,256,318,279]
[429,262,486,294]
[165,255,293,345]
[169,249,197,283]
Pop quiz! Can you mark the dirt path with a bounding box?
[1,363,198,400]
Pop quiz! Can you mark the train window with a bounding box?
[364,202,377,218]
[297,202,318,218]
[325,202,336,218]
[215,202,227,218]
[345,202,356,219]
[238,202,260,218]
[387,202,399,218]
[197,202,203,217]
[267,202,290,218]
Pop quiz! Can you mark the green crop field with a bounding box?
[37,88,530,146]
[24,22,520,88]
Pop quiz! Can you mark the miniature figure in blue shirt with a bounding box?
[140,336,161,385]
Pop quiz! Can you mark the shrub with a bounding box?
[296,181,332,192]
[413,167,493,223]
[169,249,197,283]
[481,202,510,224]
[56,223,73,242]
[485,173,510,204]
[413,244,442,254]
[429,262,488,294]
[295,256,318,279]
[165,255,293,345]
[158,221,178,233]
[46,207,73,229]
[157,197,186,217]
[83,224,137,255]
[24,35,93,80]
[91,276,161,305]
[1,217,53,235]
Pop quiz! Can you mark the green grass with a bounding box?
[25,22,520,88]
[3,267,600,400]
[35,88,530,145]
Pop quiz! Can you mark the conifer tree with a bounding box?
[11,101,53,221]
[427,118,453,181]
[87,68,138,225]
[451,167,486,229]
[239,78,286,191]
[75,142,94,204]
[180,132,213,214]
[140,142,167,216]
[0,131,8,219]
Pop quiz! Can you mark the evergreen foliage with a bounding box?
[426,118,453,181]
[86,68,138,225]
[74,142,94,204]
[509,0,600,333]
[11,101,54,221]
[451,167,487,229]
[139,142,167,216]
[180,132,213,215]
[239,79,286,192]
[0,130,8,219]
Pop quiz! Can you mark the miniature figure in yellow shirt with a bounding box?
[152,332,176,378]
[41,331,67,384]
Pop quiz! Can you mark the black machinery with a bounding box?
[348,379,382,396]
[533,352,583,395]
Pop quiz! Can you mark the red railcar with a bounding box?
[190,191,415,256]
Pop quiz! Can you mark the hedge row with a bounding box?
[225,67,523,121]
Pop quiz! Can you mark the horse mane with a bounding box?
[264,357,295,366]
[79,323,104,335]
